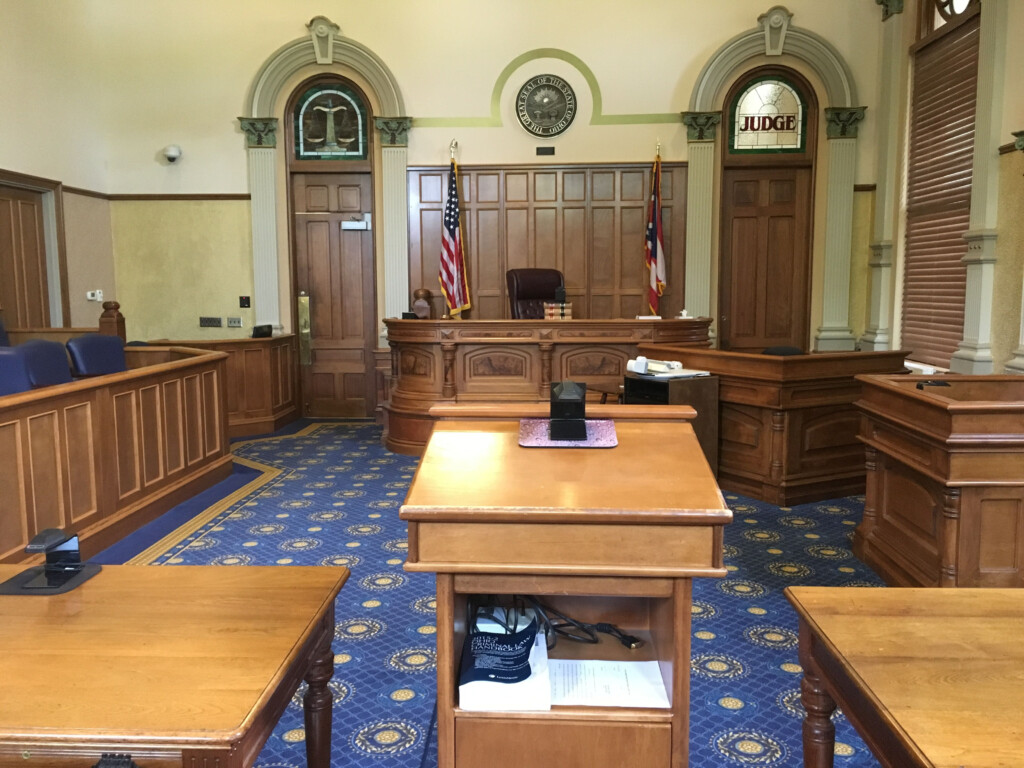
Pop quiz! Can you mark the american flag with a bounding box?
[439,161,471,315]
[645,154,666,315]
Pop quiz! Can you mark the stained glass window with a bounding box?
[730,78,805,153]
[293,82,367,161]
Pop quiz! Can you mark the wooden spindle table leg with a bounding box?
[303,625,335,768]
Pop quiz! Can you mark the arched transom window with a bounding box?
[293,82,368,161]
[729,77,806,154]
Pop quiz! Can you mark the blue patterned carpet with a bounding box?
[103,420,885,768]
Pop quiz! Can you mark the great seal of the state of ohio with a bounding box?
[515,74,577,138]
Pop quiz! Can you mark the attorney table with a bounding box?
[785,586,1024,768]
[401,405,731,768]
[0,565,348,768]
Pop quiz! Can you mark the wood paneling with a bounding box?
[384,318,711,454]
[0,347,231,563]
[640,346,910,505]
[408,164,687,320]
[151,336,299,438]
[0,185,49,328]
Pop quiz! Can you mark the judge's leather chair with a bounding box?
[66,333,127,376]
[506,268,565,319]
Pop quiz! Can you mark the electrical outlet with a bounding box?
[227,317,242,328]
[86,289,104,302]
[199,316,223,328]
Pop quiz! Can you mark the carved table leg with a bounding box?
[800,665,837,768]
[303,627,335,768]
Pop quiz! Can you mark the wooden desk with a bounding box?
[638,346,908,504]
[623,373,719,473]
[401,406,731,768]
[0,565,347,768]
[853,374,1024,588]
[383,317,712,454]
[786,586,1024,768]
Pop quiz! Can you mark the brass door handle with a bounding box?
[298,292,311,365]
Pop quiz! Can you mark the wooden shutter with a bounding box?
[901,11,979,368]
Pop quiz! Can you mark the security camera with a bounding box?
[162,144,182,163]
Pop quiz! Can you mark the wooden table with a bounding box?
[0,565,348,768]
[401,405,731,768]
[785,586,1024,768]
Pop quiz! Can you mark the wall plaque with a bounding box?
[515,74,577,138]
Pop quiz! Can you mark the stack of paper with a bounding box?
[548,659,670,708]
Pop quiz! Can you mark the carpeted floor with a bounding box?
[97,420,885,768]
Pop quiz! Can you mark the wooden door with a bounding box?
[719,167,811,352]
[0,185,49,327]
[292,173,376,417]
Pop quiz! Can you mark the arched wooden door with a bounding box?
[287,77,378,418]
[718,69,817,352]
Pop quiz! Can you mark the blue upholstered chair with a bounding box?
[0,346,33,396]
[66,333,127,376]
[21,340,74,387]
[0,340,72,395]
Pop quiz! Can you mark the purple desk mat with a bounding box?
[518,418,618,448]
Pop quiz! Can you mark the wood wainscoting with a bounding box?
[150,336,298,438]
[638,346,909,505]
[407,163,688,320]
[0,346,232,563]
[384,317,711,454]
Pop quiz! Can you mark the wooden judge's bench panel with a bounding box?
[638,346,909,505]
[853,375,1024,588]
[383,318,711,454]
[0,346,232,564]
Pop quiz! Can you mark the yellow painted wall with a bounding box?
[993,151,1024,369]
[850,190,875,343]
[62,192,116,327]
[110,201,253,341]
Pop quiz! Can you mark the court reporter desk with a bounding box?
[383,316,712,455]
[401,404,731,768]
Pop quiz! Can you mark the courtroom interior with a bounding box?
[2,1,1023,767]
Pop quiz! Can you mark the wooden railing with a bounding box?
[0,346,231,563]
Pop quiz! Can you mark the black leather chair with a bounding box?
[0,314,9,347]
[506,269,565,319]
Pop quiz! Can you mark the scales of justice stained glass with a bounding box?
[294,83,368,161]
[731,78,805,153]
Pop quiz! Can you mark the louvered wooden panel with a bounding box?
[407,164,687,320]
[901,11,979,368]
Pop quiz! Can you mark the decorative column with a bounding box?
[1005,131,1024,374]
[238,118,281,330]
[374,117,413,336]
[950,230,997,373]
[681,112,721,338]
[862,4,904,351]
[815,107,866,351]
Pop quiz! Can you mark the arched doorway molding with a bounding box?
[240,16,409,332]
[682,6,865,350]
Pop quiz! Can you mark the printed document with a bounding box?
[548,659,670,708]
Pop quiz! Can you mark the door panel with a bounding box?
[0,185,49,327]
[719,167,811,352]
[292,173,376,417]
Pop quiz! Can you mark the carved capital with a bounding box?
[824,107,866,139]
[375,117,413,147]
[307,16,341,64]
[1014,130,1024,152]
[238,118,278,149]
[875,0,904,21]
[681,111,722,142]
[757,5,793,56]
